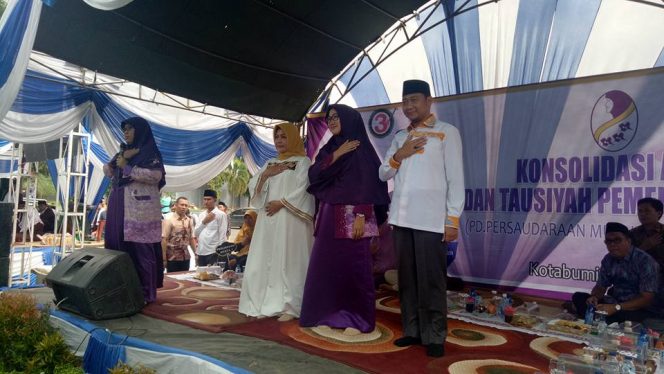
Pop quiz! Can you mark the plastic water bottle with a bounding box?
[496,295,503,320]
[497,293,507,320]
[549,358,562,374]
[466,289,477,313]
[621,357,636,374]
[585,304,595,325]
[637,330,649,360]
[526,301,539,314]
[595,310,608,337]
[605,352,620,374]
[491,290,500,316]
[504,294,513,310]
[607,352,619,363]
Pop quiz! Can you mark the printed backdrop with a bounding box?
[308,68,664,297]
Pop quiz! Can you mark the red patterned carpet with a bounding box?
[141,277,250,333]
[142,277,583,373]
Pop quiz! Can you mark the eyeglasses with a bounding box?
[604,238,624,245]
[327,114,340,123]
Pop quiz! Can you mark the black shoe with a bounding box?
[394,336,422,347]
[426,343,445,357]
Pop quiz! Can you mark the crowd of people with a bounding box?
[101,78,663,359]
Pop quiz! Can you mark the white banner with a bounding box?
[354,68,664,296]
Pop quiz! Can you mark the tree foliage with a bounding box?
[37,168,56,202]
[207,157,251,199]
[0,1,6,18]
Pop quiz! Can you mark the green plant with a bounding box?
[27,332,79,372]
[0,293,81,373]
[54,365,85,374]
[108,362,157,374]
[0,293,49,371]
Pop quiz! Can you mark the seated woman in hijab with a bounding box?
[103,117,166,304]
[300,104,390,336]
[228,210,257,270]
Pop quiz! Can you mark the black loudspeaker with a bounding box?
[0,203,12,257]
[0,178,9,201]
[0,202,12,287]
[0,257,8,288]
[45,248,144,320]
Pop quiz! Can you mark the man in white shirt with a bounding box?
[194,189,228,266]
[217,200,231,240]
[379,80,465,357]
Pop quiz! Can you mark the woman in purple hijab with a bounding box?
[300,104,390,335]
[104,117,166,304]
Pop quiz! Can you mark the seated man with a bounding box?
[572,222,660,324]
[37,200,55,234]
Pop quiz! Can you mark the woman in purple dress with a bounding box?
[300,104,390,335]
[104,117,166,304]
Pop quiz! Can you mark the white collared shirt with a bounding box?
[379,118,465,234]
[194,207,228,256]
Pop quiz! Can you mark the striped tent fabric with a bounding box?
[0,51,278,192]
[313,0,664,110]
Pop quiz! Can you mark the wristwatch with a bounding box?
[614,304,622,311]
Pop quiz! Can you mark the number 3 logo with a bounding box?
[368,109,394,138]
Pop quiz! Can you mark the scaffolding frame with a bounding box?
[53,125,91,263]
[8,144,38,287]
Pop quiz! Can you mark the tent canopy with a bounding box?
[313,0,664,111]
[33,0,427,122]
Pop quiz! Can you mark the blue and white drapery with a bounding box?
[50,310,248,374]
[0,140,18,177]
[315,0,664,110]
[0,0,42,125]
[1,53,277,192]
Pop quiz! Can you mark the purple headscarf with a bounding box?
[307,104,389,222]
[113,117,166,189]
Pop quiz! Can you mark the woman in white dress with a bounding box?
[238,123,314,321]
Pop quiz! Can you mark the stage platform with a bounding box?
[7,274,605,374]
[10,286,363,374]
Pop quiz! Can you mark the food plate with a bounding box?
[193,271,220,281]
[510,314,541,328]
[547,319,590,335]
